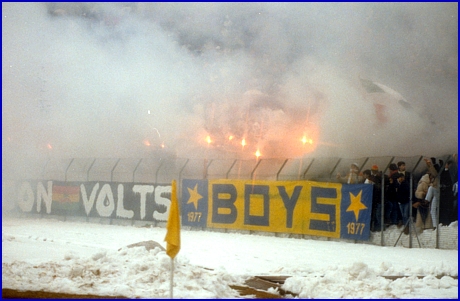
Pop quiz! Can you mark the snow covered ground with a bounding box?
[2,216,458,298]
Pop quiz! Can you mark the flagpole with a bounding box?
[170,258,174,299]
[164,179,181,299]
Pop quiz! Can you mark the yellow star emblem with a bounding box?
[346,190,367,221]
[187,184,203,210]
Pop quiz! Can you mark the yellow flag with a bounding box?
[164,180,181,258]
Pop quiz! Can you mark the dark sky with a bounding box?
[2,3,458,161]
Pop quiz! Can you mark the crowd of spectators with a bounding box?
[342,155,458,234]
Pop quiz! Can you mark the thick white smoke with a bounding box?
[2,2,458,168]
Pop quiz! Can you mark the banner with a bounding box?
[181,179,373,241]
[12,179,373,241]
[14,180,172,222]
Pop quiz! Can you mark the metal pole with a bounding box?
[303,158,315,180]
[359,158,369,173]
[380,173,385,246]
[409,172,413,248]
[251,159,262,179]
[155,159,165,184]
[111,158,121,182]
[87,158,96,182]
[276,159,289,181]
[133,158,142,182]
[169,258,174,299]
[65,158,74,182]
[330,158,342,180]
[204,159,213,179]
[226,159,237,179]
[178,159,189,205]
[42,158,50,180]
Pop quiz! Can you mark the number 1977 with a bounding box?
[187,212,202,222]
[346,222,365,235]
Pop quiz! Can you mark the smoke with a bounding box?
[2,2,458,169]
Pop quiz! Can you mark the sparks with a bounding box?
[206,135,212,144]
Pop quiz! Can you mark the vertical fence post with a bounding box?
[65,158,74,182]
[302,158,315,180]
[111,159,121,182]
[226,159,237,179]
[133,159,142,182]
[276,159,289,181]
[204,159,213,179]
[251,159,262,179]
[178,159,190,209]
[155,159,164,185]
[87,158,96,182]
[329,158,342,180]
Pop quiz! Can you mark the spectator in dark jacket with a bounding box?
[439,160,458,224]
[386,167,403,227]
[396,173,411,234]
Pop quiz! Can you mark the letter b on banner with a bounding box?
[212,184,237,224]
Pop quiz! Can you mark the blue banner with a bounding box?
[181,179,373,241]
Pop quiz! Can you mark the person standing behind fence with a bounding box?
[336,163,363,184]
[439,160,458,224]
[414,172,434,232]
[424,157,442,229]
[413,172,431,229]
[425,175,440,230]
[398,160,418,221]
[396,173,411,234]
[363,169,380,232]
[386,164,403,228]
[431,157,440,173]
[371,165,386,231]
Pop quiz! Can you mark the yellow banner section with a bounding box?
[207,180,342,238]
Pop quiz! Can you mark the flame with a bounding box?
[241,138,246,147]
[255,149,261,159]
[228,135,234,141]
[143,139,151,146]
[206,135,212,144]
[161,143,165,148]
[302,136,307,145]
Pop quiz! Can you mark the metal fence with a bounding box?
[5,154,454,184]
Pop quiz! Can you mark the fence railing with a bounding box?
[4,154,453,183]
